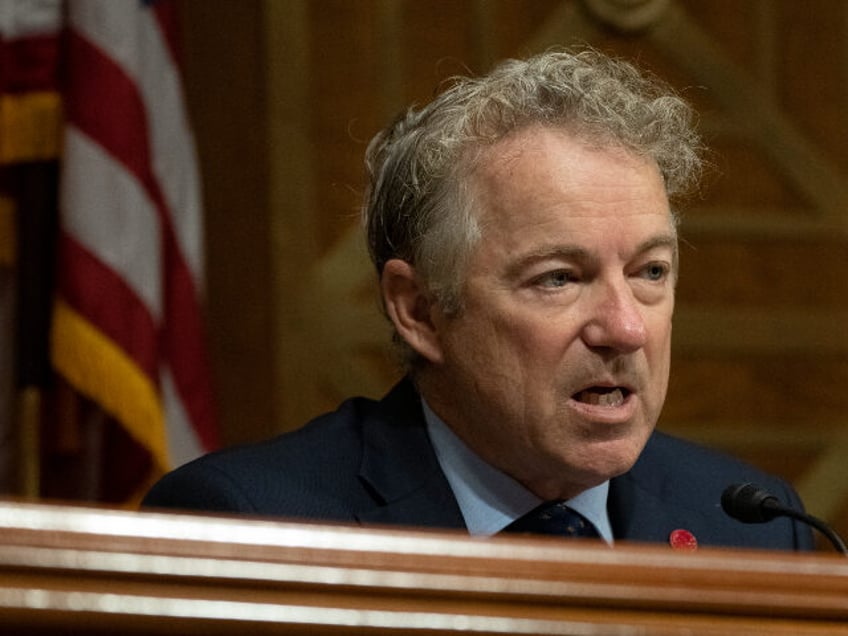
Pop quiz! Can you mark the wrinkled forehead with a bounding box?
[461,127,677,268]
[470,127,670,216]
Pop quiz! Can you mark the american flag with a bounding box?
[51,0,218,485]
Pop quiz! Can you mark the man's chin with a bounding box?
[572,440,648,484]
[526,456,639,500]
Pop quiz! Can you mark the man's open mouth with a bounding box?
[573,387,630,407]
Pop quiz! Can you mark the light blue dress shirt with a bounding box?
[422,399,613,543]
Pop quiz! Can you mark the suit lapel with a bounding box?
[609,468,673,543]
[609,432,724,547]
[354,379,466,530]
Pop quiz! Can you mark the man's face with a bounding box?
[420,126,676,500]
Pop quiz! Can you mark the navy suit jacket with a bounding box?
[144,379,814,551]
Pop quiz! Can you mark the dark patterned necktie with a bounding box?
[503,500,600,538]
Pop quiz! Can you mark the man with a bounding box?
[144,48,814,550]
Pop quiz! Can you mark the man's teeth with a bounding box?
[576,388,625,407]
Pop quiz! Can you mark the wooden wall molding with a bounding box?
[583,0,672,33]
[648,3,848,235]
[673,308,848,355]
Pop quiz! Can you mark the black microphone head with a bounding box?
[721,483,782,523]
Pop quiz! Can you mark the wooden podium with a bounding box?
[0,500,846,634]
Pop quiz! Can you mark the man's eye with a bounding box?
[641,263,669,281]
[536,270,575,288]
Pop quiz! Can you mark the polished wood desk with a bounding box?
[0,500,845,634]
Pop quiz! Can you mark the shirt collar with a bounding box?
[422,398,613,543]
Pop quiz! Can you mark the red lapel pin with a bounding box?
[669,529,698,551]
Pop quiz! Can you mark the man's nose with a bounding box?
[580,279,648,353]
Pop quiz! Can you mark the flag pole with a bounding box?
[16,385,40,498]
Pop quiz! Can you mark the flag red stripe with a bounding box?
[150,0,182,70]
[64,30,156,199]
[64,24,218,449]
[163,260,218,448]
[57,232,159,381]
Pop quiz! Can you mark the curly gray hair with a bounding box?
[363,48,703,365]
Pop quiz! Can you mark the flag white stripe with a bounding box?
[61,126,163,321]
[68,0,204,285]
[160,365,203,467]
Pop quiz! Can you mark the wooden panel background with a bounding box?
[179,0,848,543]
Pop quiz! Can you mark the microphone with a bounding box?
[721,483,848,555]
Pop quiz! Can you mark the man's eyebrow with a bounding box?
[637,233,679,274]
[504,245,592,279]
[636,234,678,256]
[504,234,679,279]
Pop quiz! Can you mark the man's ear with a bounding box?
[381,259,444,364]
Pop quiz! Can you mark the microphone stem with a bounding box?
[777,506,848,556]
